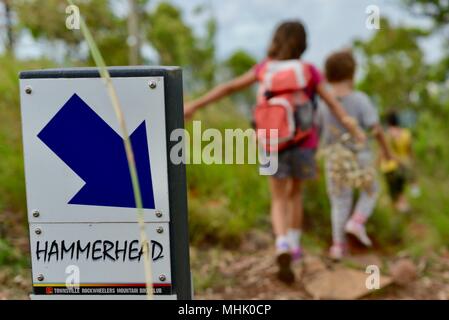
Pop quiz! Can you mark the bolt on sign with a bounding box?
[19,67,191,300]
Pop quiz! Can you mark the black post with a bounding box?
[163,68,192,300]
[19,66,192,300]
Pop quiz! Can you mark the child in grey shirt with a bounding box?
[319,50,392,260]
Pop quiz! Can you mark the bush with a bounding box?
[0,55,54,213]
[186,101,270,246]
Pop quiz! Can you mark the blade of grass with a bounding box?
[67,0,153,300]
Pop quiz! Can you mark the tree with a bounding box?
[355,18,430,112]
[10,0,218,89]
[13,0,127,64]
[403,0,449,85]
[404,0,449,27]
[127,0,143,65]
[224,49,257,112]
[146,3,195,66]
[146,2,217,92]
[1,0,14,52]
[225,49,257,78]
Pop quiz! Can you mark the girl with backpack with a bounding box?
[184,21,366,284]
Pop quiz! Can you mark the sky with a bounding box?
[10,0,446,68]
[168,0,445,67]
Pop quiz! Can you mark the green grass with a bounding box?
[0,239,29,268]
[0,55,54,214]
[186,101,270,246]
[0,56,54,270]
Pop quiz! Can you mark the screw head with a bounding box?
[37,274,44,281]
[32,210,40,218]
[156,226,164,234]
[148,80,157,89]
[25,86,32,94]
[155,210,163,218]
[35,228,42,235]
[159,274,166,282]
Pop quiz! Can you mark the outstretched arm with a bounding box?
[372,124,393,160]
[184,69,257,118]
[316,83,366,144]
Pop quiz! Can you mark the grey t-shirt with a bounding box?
[318,91,379,151]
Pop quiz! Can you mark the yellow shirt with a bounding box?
[381,128,412,173]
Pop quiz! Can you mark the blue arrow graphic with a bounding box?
[38,93,155,209]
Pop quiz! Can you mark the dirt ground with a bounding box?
[191,230,449,300]
[2,227,449,300]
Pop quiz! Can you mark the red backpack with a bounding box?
[253,60,316,152]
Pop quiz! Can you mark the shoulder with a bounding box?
[302,61,321,75]
[351,91,370,100]
[301,61,323,85]
[351,91,375,107]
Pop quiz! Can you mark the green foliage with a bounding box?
[223,49,257,111]
[11,1,220,90]
[356,16,449,251]
[14,0,124,64]
[15,0,117,43]
[413,112,449,174]
[0,55,54,213]
[147,3,196,66]
[186,102,270,246]
[0,239,27,267]
[404,0,449,27]
[225,49,257,77]
[146,2,217,91]
[355,18,430,111]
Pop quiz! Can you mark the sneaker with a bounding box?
[410,185,421,198]
[329,243,347,261]
[276,252,295,284]
[276,239,290,254]
[291,247,303,263]
[345,220,372,247]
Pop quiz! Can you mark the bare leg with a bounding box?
[287,178,303,230]
[270,177,295,283]
[269,177,290,237]
[395,194,410,213]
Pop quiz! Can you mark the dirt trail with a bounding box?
[192,231,449,300]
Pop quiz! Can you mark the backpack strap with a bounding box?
[263,60,308,91]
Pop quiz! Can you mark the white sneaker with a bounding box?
[345,220,372,247]
[410,185,421,198]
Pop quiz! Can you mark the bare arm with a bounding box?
[372,124,393,160]
[184,69,257,118]
[316,83,366,143]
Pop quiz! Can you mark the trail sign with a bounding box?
[19,67,191,300]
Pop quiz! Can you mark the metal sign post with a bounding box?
[19,67,191,300]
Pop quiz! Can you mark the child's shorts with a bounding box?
[385,167,407,201]
[259,146,317,180]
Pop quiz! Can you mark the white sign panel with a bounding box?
[20,76,169,223]
[30,223,172,297]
